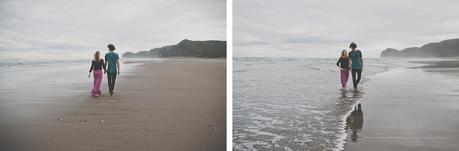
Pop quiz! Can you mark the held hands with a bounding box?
[88,72,91,78]
[117,71,120,75]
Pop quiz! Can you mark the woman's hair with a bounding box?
[349,42,357,49]
[94,51,101,60]
[107,44,116,51]
[341,50,348,58]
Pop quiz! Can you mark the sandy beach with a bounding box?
[0,58,226,151]
[344,59,459,151]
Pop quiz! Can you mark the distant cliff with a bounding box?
[123,39,226,58]
[380,38,459,58]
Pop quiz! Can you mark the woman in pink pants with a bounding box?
[88,51,106,97]
[336,50,350,90]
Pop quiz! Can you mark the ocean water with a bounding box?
[233,58,400,151]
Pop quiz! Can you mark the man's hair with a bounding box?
[107,44,116,51]
[349,42,357,49]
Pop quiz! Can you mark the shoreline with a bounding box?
[335,59,402,151]
[0,58,226,150]
[343,59,459,151]
[335,92,365,151]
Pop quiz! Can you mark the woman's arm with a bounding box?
[89,61,94,72]
[336,58,341,67]
[88,61,93,78]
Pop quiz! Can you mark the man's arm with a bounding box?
[348,53,353,69]
[102,59,107,72]
[117,59,120,75]
[104,55,108,73]
[349,59,353,69]
[360,51,363,68]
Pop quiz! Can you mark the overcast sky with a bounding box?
[234,0,459,58]
[0,0,225,60]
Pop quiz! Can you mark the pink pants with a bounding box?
[91,69,103,96]
[340,68,350,87]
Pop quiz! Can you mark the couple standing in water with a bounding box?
[88,44,120,97]
[336,42,363,90]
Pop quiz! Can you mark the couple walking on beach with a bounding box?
[88,44,120,97]
[336,42,363,90]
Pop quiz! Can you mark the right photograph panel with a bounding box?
[233,0,459,150]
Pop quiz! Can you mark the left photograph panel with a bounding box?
[0,0,226,150]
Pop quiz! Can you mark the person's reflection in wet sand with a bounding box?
[346,103,363,142]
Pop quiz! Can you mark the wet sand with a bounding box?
[0,59,226,151]
[344,60,459,151]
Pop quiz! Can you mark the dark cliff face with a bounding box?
[122,39,226,58]
[380,38,459,58]
[380,48,400,58]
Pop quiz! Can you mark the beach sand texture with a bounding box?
[344,60,459,151]
[0,59,226,151]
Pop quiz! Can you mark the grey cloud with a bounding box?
[234,0,459,58]
[0,0,225,59]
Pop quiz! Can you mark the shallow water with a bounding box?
[233,58,400,151]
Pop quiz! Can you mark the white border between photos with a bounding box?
[226,0,233,150]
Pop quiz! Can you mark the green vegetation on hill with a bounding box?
[122,39,226,58]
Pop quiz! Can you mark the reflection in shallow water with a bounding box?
[346,103,363,142]
[234,58,383,150]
